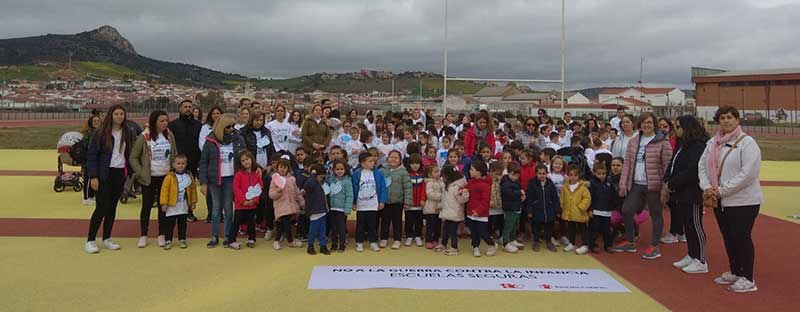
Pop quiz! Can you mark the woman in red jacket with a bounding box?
[463,111,496,158]
[466,160,497,257]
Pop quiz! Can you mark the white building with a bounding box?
[599,87,685,107]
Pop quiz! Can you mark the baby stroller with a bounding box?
[55,131,84,193]
[119,174,142,204]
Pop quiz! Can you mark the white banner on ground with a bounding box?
[308,266,630,293]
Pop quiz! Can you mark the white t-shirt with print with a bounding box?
[149,135,171,177]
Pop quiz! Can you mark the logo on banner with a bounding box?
[499,283,525,289]
[539,284,553,290]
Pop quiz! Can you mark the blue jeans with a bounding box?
[209,177,234,241]
[308,214,328,248]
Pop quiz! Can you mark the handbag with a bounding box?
[703,135,746,209]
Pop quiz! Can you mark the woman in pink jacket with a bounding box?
[612,112,673,260]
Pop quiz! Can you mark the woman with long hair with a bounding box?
[80,115,102,205]
[129,110,177,248]
[84,104,133,253]
[463,111,496,158]
[301,104,331,156]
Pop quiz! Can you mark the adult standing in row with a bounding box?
[611,114,637,159]
[516,117,538,148]
[698,106,763,293]
[84,104,133,254]
[610,108,625,132]
[664,115,709,274]
[169,100,201,222]
[267,105,301,156]
[199,115,245,247]
[613,112,673,260]
[463,111,495,158]
[198,106,223,223]
[80,115,102,206]
[301,104,331,157]
[130,110,176,248]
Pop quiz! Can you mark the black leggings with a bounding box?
[404,210,423,238]
[356,211,378,243]
[163,214,187,241]
[275,215,294,242]
[82,170,95,200]
[441,220,460,249]
[715,205,759,281]
[380,203,403,241]
[87,168,125,241]
[329,210,347,247]
[256,199,275,230]
[532,221,554,244]
[424,214,441,243]
[566,221,588,246]
[228,209,256,243]
[489,214,504,238]
[469,220,495,248]
[140,176,166,236]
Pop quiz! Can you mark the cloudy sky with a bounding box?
[1,0,799,89]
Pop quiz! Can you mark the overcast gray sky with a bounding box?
[1,0,799,89]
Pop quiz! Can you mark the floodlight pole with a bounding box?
[561,0,566,110]
[443,0,448,115]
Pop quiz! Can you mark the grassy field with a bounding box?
[2,126,799,160]
[1,62,144,81]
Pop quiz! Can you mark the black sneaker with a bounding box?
[307,247,317,255]
[187,212,197,222]
[330,243,338,251]
[206,237,219,248]
[338,245,346,253]
[546,243,557,252]
[532,242,541,252]
[204,218,211,224]
[320,246,331,255]
[223,240,231,248]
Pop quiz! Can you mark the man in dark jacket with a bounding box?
[168,99,201,221]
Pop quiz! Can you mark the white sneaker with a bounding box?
[102,238,120,250]
[157,235,166,247]
[682,259,709,274]
[273,241,281,250]
[137,236,147,248]
[404,238,413,246]
[563,243,575,252]
[84,241,100,254]
[660,233,678,244]
[370,243,381,252]
[82,198,96,206]
[414,237,424,247]
[391,240,401,249]
[672,255,693,269]
[473,247,481,257]
[677,234,687,242]
[559,236,570,246]
[264,230,273,240]
[504,243,518,253]
[713,271,740,285]
[728,277,758,293]
[356,243,364,252]
[511,240,525,248]
[290,241,303,248]
[486,245,497,256]
[550,237,561,247]
[379,240,388,248]
[575,245,589,255]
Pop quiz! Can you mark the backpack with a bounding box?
[68,137,88,166]
[557,146,591,180]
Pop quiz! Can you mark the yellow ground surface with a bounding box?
[0,236,664,312]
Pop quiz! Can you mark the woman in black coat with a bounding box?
[240,110,276,170]
[664,115,709,274]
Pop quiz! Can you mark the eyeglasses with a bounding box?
[225,125,234,130]
[526,123,535,126]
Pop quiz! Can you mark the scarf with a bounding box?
[707,125,742,188]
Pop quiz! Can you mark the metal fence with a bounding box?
[705,124,800,137]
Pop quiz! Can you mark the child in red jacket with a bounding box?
[229,151,263,249]
[405,154,426,247]
[517,149,537,242]
[466,160,497,257]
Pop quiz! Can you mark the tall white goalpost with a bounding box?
[442,0,566,115]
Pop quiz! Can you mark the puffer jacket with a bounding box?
[423,178,444,215]
[129,130,177,186]
[526,177,562,223]
[589,176,617,213]
[466,176,492,218]
[560,181,592,223]
[380,166,412,205]
[440,178,469,222]
[500,175,523,213]
[198,134,246,186]
[86,127,133,181]
[269,174,305,219]
[303,174,329,215]
[300,116,331,151]
[619,131,673,196]
[327,175,355,215]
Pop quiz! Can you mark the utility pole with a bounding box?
[443,0,448,115]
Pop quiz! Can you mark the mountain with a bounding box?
[0,26,247,86]
[251,71,485,95]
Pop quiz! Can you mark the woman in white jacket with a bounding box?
[698,106,764,293]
